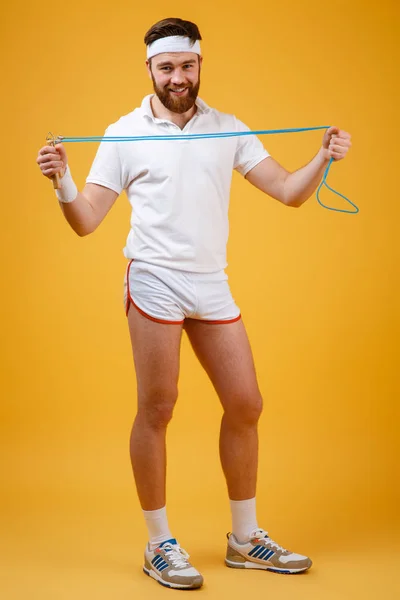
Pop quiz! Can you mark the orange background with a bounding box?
[1,0,399,598]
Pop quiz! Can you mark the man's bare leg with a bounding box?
[127,305,205,587]
[183,318,263,501]
[183,318,312,572]
[127,304,184,510]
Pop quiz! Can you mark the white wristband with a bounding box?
[55,165,78,203]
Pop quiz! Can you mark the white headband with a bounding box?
[147,35,201,60]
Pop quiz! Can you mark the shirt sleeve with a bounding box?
[233,117,270,177]
[85,126,124,194]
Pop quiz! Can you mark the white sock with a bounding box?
[230,497,258,543]
[143,506,173,551]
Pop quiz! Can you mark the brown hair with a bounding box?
[144,17,202,47]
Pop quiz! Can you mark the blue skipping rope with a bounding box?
[57,126,358,214]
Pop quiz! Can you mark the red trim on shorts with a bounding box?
[124,259,134,316]
[186,314,242,325]
[130,298,185,325]
[125,259,184,325]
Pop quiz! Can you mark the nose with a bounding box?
[170,68,185,85]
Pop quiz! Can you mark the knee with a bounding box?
[224,392,263,427]
[137,385,178,429]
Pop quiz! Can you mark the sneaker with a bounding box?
[143,538,204,589]
[225,528,312,574]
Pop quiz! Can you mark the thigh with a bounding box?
[183,318,262,411]
[128,304,184,403]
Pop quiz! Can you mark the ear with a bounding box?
[145,59,152,79]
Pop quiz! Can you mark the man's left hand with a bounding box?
[321,126,352,161]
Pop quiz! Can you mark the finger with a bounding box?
[39,145,58,155]
[37,153,60,164]
[329,149,348,157]
[327,126,340,136]
[41,160,64,170]
[333,134,352,144]
[330,138,351,148]
[42,165,63,176]
[329,150,346,159]
[329,143,350,153]
[37,152,59,164]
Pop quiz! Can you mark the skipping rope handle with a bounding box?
[46,132,62,189]
[52,172,61,190]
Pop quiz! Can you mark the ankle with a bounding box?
[230,497,258,543]
[143,506,173,550]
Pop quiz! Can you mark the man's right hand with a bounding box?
[36,143,68,179]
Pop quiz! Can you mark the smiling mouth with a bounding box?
[169,88,188,94]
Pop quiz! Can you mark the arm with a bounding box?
[245,127,352,208]
[59,182,119,237]
[37,142,120,236]
[245,149,329,208]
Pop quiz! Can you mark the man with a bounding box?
[37,17,351,591]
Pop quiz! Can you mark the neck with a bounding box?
[150,95,197,129]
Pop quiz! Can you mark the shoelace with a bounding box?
[253,529,288,553]
[162,543,191,569]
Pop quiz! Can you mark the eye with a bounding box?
[161,66,171,71]
[183,64,193,69]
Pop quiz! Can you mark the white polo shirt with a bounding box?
[86,94,270,272]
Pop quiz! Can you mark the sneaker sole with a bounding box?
[143,566,203,589]
[225,558,310,574]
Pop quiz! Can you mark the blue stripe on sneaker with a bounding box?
[253,546,266,558]
[159,563,169,572]
[248,545,262,557]
[257,547,271,560]
[152,556,164,567]
[267,567,291,573]
[264,550,275,561]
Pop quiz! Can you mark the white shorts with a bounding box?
[123,259,241,325]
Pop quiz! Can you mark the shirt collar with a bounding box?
[140,94,211,123]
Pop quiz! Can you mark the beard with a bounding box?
[151,71,201,114]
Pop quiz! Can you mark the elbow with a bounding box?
[285,195,305,208]
[284,198,301,208]
[282,179,302,208]
[288,200,302,208]
[74,217,97,236]
[75,225,94,237]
